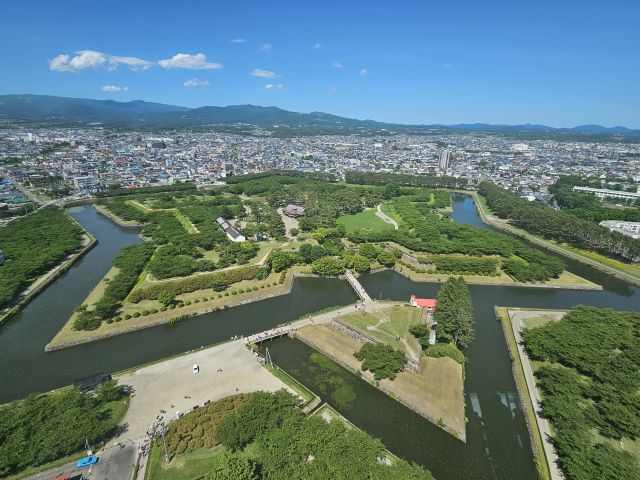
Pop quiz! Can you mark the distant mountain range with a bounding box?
[1,94,638,136]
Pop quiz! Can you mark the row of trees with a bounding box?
[0,206,85,309]
[345,171,468,189]
[205,390,434,479]
[479,182,640,264]
[0,382,124,476]
[95,182,197,197]
[224,169,337,184]
[434,277,474,349]
[523,305,640,479]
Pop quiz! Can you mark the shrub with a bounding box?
[214,307,220,312]
[224,292,229,296]
[497,272,502,276]
[160,306,167,312]
[427,269,433,274]
[272,282,277,286]
[260,285,265,289]
[223,305,228,310]
[168,304,175,310]
[124,314,131,320]
[203,297,208,301]
[177,302,184,308]
[194,299,199,303]
[150,308,158,314]
[252,286,258,291]
[452,271,458,275]
[217,294,222,298]
[425,344,465,365]
[185,300,191,305]
[106,318,113,324]
[114,316,122,322]
[231,291,237,295]
[490,272,496,277]
[464,271,470,275]
[132,312,140,318]
[142,310,150,316]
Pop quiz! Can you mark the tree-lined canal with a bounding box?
[1,198,638,479]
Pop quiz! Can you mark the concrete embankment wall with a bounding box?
[290,331,466,442]
[93,204,148,228]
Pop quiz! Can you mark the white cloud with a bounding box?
[333,62,343,68]
[360,68,367,75]
[229,39,246,43]
[184,78,210,87]
[49,51,153,72]
[251,68,280,78]
[101,85,128,92]
[265,84,283,89]
[259,44,272,55]
[327,87,338,96]
[158,53,222,70]
[313,43,321,49]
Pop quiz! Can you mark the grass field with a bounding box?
[522,315,559,330]
[340,306,422,359]
[338,208,394,233]
[145,444,223,480]
[380,203,399,222]
[477,193,497,215]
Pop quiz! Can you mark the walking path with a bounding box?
[510,310,565,480]
[376,204,398,230]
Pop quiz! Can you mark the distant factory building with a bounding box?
[216,217,246,242]
[438,150,451,170]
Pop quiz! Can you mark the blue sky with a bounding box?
[1,0,638,128]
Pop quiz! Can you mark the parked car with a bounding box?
[193,364,199,373]
[77,456,98,467]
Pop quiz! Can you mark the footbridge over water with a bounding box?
[345,270,372,303]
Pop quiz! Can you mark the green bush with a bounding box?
[224,292,229,296]
[185,300,191,305]
[114,316,122,322]
[425,344,465,365]
[272,282,277,286]
[252,286,258,291]
[160,306,167,312]
[223,305,228,310]
[150,308,158,314]
[124,314,131,320]
[132,312,140,318]
[231,290,237,295]
[106,318,114,324]
[168,304,175,310]
[260,285,265,289]
[427,269,433,274]
[141,310,150,316]
[177,302,184,308]
[214,306,220,311]
[194,299,199,303]
[217,294,222,298]
[203,297,208,301]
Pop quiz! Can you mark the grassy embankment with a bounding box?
[340,306,421,358]
[50,266,307,346]
[475,194,640,282]
[495,307,552,480]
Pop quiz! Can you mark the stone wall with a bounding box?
[93,204,148,228]
[329,319,421,374]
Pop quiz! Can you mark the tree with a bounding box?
[309,245,326,262]
[377,251,396,267]
[384,181,400,199]
[289,228,299,237]
[311,256,345,276]
[210,280,228,292]
[353,342,406,380]
[358,243,378,259]
[108,183,121,190]
[434,276,474,349]
[352,255,371,273]
[206,450,257,480]
[95,380,122,402]
[157,290,176,306]
[392,248,403,259]
[299,243,313,263]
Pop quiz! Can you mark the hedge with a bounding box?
[425,344,465,365]
[128,266,259,303]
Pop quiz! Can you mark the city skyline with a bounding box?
[1,0,639,128]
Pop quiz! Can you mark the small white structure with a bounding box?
[193,364,199,374]
[216,217,246,242]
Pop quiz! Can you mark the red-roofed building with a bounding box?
[410,296,437,312]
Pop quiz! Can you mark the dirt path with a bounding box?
[510,310,565,480]
[376,204,398,230]
[278,208,299,239]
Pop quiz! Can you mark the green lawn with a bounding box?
[380,203,399,222]
[338,208,394,233]
[341,307,422,358]
[145,444,222,480]
[522,316,559,330]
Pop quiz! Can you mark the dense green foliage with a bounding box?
[0,206,84,309]
[479,181,640,264]
[95,199,148,223]
[353,342,407,380]
[423,344,466,365]
[523,305,640,479]
[73,242,156,330]
[345,171,467,189]
[310,256,345,276]
[0,383,124,476]
[434,277,474,348]
[128,265,258,302]
[224,170,337,184]
[94,182,197,197]
[209,390,433,479]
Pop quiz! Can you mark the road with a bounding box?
[376,203,398,230]
[510,310,565,480]
[26,444,136,480]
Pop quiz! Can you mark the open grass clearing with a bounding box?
[145,444,223,480]
[338,208,395,233]
[380,203,399,222]
[522,315,560,330]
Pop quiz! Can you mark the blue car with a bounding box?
[77,456,98,468]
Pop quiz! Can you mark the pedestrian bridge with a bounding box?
[345,270,372,303]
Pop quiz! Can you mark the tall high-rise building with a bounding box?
[439,150,451,170]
